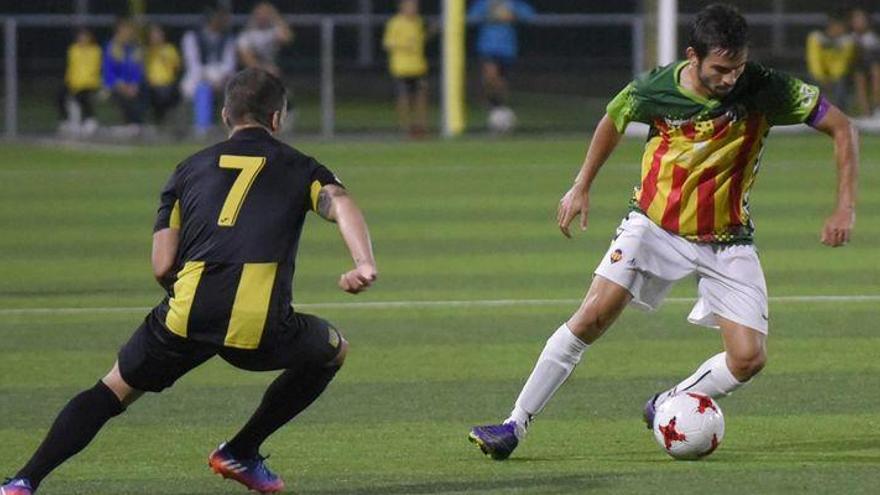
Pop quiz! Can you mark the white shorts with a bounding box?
[594,212,769,334]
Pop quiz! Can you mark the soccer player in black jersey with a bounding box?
[2,68,377,495]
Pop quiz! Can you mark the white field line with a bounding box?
[0,295,877,316]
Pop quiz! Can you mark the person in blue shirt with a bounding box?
[468,0,535,109]
[103,18,146,125]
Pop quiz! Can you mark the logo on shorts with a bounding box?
[328,328,341,348]
[610,249,623,263]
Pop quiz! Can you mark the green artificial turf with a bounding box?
[1,134,878,494]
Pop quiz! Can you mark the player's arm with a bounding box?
[557,113,623,238]
[236,35,262,70]
[152,167,183,290]
[151,228,179,290]
[316,185,378,294]
[237,46,261,70]
[274,21,294,45]
[809,101,859,247]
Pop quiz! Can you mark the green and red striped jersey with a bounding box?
[606,61,820,243]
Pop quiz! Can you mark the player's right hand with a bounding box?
[557,185,590,238]
[338,263,378,294]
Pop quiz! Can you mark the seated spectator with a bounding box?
[237,2,293,78]
[58,27,102,137]
[103,17,146,128]
[383,0,429,137]
[850,8,880,117]
[145,24,181,125]
[806,10,857,110]
[181,8,236,136]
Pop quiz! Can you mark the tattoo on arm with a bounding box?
[317,185,348,221]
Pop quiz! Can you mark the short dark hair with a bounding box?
[688,3,749,59]
[224,68,287,128]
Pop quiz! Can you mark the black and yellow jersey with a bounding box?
[152,127,342,350]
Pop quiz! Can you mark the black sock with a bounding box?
[226,364,339,459]
[16,381,124,489]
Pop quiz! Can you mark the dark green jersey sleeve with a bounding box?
[758,67,821,126]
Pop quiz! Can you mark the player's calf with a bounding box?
[649,346,764,424]
[725,345,766,382]
[223,325,347,463]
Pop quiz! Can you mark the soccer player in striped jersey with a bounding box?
[469,3,858,460]
[2,68,377,494]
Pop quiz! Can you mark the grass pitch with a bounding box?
[1,134,878,494]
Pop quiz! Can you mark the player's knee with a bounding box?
[102,363,143,407]
[566,304,618,343]
[728,348,766,381]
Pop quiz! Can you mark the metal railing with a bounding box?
[0,12,649,139]
[0,10,853,138]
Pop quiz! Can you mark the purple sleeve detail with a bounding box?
[806,95,830,127]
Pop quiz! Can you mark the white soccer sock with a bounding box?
[656,352,745,406]
[506,324,588,439]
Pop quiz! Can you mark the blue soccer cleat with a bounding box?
[468,422,519,460]
[0,478,33,495]
[208,443,285,494]
[643,393,660,430]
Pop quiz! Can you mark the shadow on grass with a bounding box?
[722,436,880,464]
[303,473,616,495]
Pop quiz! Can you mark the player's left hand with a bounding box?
[820,207,855,247]
[338,263,378,294]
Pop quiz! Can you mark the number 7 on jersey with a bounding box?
[217,155,266,227]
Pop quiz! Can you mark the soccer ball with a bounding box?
[652,392,725,460]
[488,106,517,134]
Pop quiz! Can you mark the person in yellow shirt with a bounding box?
[383,0,429,137]
[806,10,857,109]
[145,24,182,124]
[57,28,102,136]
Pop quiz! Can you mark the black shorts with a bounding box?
[118,308,343,393]
[394,77,427,97]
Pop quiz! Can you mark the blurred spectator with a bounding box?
[103,17,146,127]
[383,0,429,137]
[850,8,880,117]
[467,0,535,113]
[806,10,857,110]
[181,8,236,136]
[58,27,102,137]
[145,24,181,125]
[237,2,293,77]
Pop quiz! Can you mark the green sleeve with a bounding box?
[605,83,638,133]
[762,69,821,126]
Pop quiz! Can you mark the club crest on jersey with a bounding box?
[609,249,623,263]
